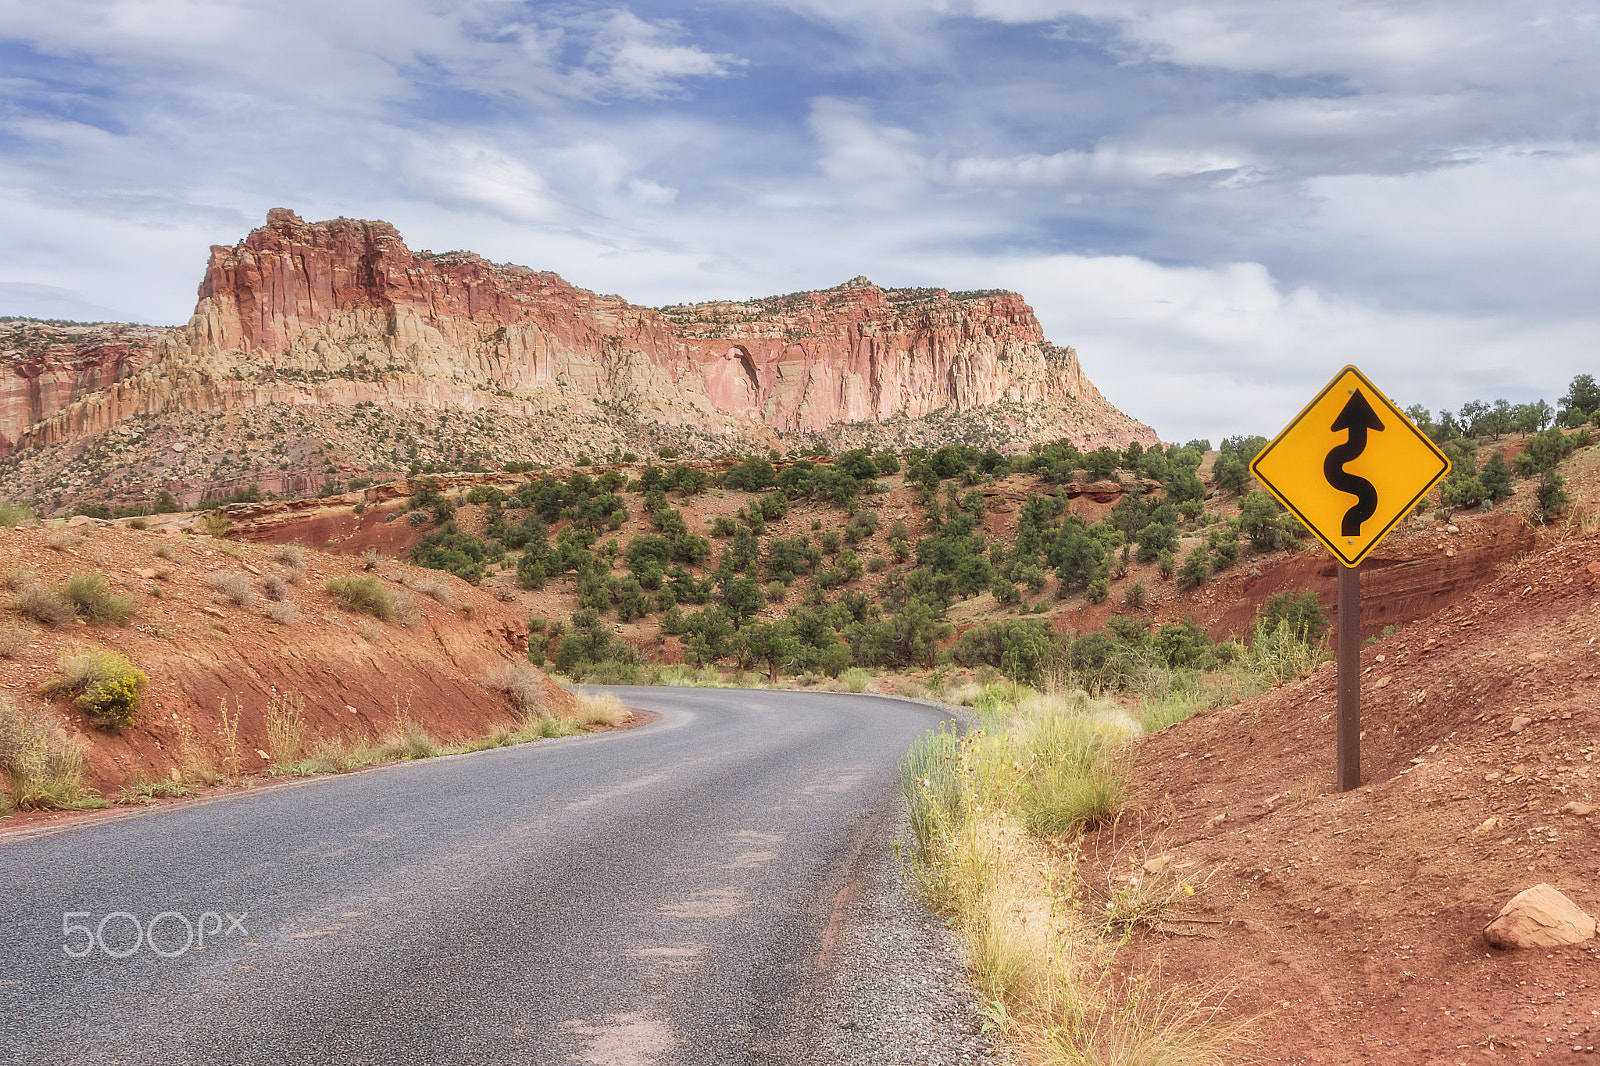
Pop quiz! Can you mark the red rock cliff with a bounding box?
[5,210,1156,455]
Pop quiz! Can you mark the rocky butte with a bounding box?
[1,209,1155,461]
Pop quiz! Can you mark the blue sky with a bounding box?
[2,0,1598,442]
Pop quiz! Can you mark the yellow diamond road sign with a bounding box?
[1251,365,1450,568]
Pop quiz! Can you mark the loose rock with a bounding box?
[1483,883,1597,949]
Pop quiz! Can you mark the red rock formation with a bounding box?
[0,323,168,454]
[4,210,1156,457]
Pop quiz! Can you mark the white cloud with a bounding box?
[941,143,1252,190]
[626,179,678,206]
[808,98,928,204]
[947,251,1596,441]
[397,138,562,225]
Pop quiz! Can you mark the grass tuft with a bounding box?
[0,499,36,527]
[324,574,396,621]
[61,572,138,625]
[571,691,628,729]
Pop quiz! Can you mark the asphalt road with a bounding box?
[0,688,958,1065]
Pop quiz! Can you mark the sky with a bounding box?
[2,0,1598,443]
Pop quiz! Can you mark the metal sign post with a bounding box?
[1251,366,1450,792]
[1337,564,1361,792]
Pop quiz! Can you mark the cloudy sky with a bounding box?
[2,1,1597,442]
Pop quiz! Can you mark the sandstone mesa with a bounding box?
[1,209,1155,463]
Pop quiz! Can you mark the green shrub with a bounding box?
[1257,590,1328,644]
[61,572,138,625]
[324,575,397,621]
[39,649,148,731]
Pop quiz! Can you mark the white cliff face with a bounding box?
[2,210,1157,457]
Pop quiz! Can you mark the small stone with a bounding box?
[1374,676,1392,689]
[1562,801,1595,817]
[1447,524,1459,533]
[1142,854,1174,873]
[1511,716,1534,733]
[1484,883,1597,949]
[133,568,158,579]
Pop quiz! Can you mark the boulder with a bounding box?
[1483,883,1596,949]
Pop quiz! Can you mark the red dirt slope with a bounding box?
[0,523,569,794]
[1088,526,1600,1064]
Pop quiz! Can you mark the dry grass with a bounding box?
[571,691,628,729]
[263,690,307,768]
[261,574,293,601]
[0,696,104,810]
[46,531,86,551]
[902,683,1250,1063]
[482,662,548,718]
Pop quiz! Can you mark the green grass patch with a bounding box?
[324,574,397,621]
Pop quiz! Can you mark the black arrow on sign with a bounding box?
[1324,390,1384,536]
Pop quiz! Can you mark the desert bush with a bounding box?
[406,574,454,605]
[0,500,35,527]
[482,662,548,719]
[61,573,137,626]
[324,575,397,621]
[38,648,148,731]
[197,509,230,538]
[265,600,300,626]
[261,574,292,601]
[46,531,86,551]
[0,697,101,810]
[204,571,256,607]
[270,544,306,569]
[0,621,31,658]
[13,583,76,629]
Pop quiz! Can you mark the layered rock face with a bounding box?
[3,209,1155,458]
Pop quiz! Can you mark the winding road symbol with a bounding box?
[1250,365,1450,568]
[1325,390,1384,536]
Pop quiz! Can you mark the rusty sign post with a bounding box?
[1251,366,1450,791]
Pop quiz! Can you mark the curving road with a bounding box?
[0,688,959,1065]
